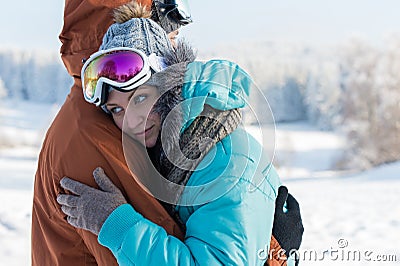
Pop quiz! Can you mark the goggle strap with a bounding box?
[100,105,111,114]
[100,83,109,106]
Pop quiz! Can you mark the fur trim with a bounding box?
[150,39,196,126]
[162,39,197,68]
[148,40,196,170]
[113,1,152,23]
[147,40,196,94]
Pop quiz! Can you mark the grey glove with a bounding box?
[57,167,127,235]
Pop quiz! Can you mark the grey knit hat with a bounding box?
[99,18,174,56]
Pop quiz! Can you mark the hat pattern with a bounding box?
[100,18,173,57]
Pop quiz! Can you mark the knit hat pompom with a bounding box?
[113,1,152,23]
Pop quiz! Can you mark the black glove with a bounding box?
[272,186,304,265]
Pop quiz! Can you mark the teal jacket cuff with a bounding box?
[98,203,143,251]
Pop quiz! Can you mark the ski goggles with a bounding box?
[155,0,192,25]
[81,47,164,106]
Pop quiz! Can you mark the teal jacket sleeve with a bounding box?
[98,204,195,265]
[98,130,280,266]
[98,179,276,266]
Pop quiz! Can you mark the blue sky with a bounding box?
[1,0,399,52]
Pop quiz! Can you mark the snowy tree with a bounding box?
[0,52,19,98]
[0,78,7,99]
[336,37,400,169]
[0,50,71,103]
[304,57,342,130]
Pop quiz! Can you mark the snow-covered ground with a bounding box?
[0,100,58,265]
[0,100,399,265]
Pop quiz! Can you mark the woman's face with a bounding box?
[105,85,161,148]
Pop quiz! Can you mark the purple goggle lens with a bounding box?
[81,48,150,106]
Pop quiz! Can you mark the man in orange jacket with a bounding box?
[31,1,190,265]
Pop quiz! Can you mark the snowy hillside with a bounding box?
[0,100,399,265]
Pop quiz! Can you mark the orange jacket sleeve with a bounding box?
[266,235,288,266]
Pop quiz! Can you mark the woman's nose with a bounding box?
[124,111,144,132]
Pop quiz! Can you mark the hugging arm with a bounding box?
[58,167,276,265]
[57,168,128,235]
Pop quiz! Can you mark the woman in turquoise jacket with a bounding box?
[57,40,288,265]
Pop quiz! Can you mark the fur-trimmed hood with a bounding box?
[149,40,197,142]
[148,43,253,186]
[149,41,253,149]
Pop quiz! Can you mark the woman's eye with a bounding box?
[134,95,147,104]
[109,106,123,115]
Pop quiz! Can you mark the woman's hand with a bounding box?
[273,186,304,265]
[57,167,127,235]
